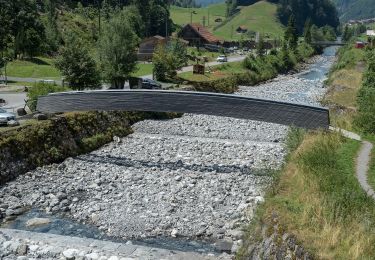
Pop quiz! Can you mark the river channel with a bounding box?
[0,46,338,256]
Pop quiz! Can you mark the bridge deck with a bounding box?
[36,90,329,129]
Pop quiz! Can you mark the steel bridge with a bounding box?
[36,90,330,129]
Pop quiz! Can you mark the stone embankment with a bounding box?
[0,54,334,259]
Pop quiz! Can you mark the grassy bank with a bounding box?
[240,130,375,259]
[5,57,61,79]
[323,45,366,130]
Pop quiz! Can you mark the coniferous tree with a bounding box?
[284,15,298,50]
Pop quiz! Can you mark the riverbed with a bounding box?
[0,47,337,259]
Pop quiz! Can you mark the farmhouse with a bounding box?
[137,35,166,61]
[179,23,222,46]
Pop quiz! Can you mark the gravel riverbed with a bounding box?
[0,53,335,258]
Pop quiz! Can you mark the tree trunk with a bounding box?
[111,78,125,89]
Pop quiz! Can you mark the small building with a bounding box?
[367,30,375,37]
[137,35,167,61]
[236,26,248,34]
[179,23,222,46]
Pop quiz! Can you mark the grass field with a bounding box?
[133,63,154,77]
[170,3,226,29]
[5,57,61,79]
[3,58,154,82]
[179,61,246,81]
[213,1,284,40]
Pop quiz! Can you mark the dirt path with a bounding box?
[356,141,375,199]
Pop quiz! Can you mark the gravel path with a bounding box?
[356,141,375,199]
[0,54,335,258]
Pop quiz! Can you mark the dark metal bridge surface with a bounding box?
[311,41,345,46]
[36,90,330,129]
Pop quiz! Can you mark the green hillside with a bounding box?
[170,3,226,29]
[171,1,284,41]
[213,1,284,40]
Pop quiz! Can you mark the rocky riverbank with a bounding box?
[0,50,336,259]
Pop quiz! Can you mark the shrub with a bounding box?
[355,49,375,133]
[27,82,70,111]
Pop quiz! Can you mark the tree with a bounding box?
[55,36,100,90]
[303,19,312,44]
[11,0,46,58]
[284,15,298,50]
[356,50,375,133]
[153,40,188,81]
[99,9,139,88]
[256,33,265,57]
[342,25,352,42]
[167,39,188,69]
[277,0,339,34]
[44,0,61,53]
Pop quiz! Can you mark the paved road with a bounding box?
[4,76,62,85]
[356,141,375,199]
[141,55,246,80]
[0,91,27,113]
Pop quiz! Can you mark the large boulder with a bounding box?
[33,113,48,121]
[7,120,20,127]
[17,108,27,116]
[25,218,51,228]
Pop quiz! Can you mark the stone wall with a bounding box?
[240,215,313,260]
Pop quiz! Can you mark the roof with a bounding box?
[237,25,247,30]
[140,35,166,43]
[188,23,221,43]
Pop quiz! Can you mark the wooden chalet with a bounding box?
[179,23,222,46]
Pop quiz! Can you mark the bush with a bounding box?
[27,82,70,111]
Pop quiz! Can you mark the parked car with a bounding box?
[0,108,16,126]
[217,55,228,62]
[141,79,162,89]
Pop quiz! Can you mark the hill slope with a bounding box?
[213,1,284,40]
[170,3,226,28]
[333,0,375,21]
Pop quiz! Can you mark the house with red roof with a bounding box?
[179,23,222,46]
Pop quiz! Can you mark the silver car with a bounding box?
[216,55,228,62]
[0,108,16,126]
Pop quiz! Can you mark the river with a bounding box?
[0,47,338,258]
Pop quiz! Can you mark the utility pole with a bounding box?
[231,25,234,39]
[166,15,168,38]
[208,10,210,27]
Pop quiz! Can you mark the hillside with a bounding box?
[170,3,226,28]
[333,0,375,21]
[213,1,284,40]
